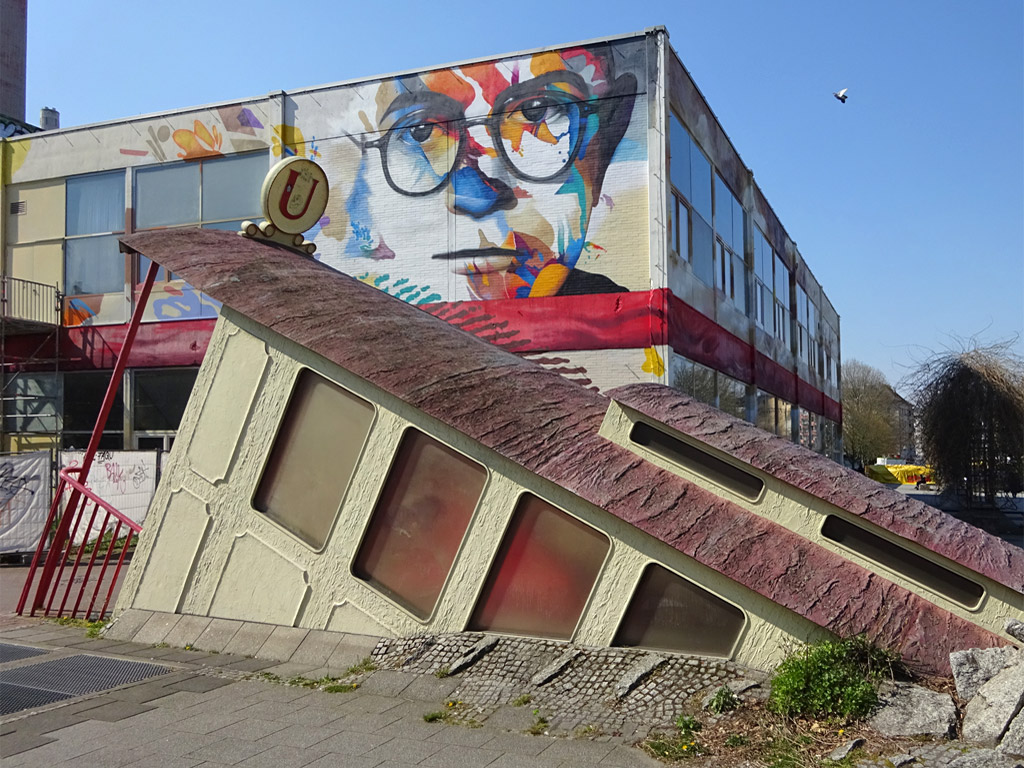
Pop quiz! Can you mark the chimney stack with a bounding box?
[0,0,28,122]
[39,107,59,131]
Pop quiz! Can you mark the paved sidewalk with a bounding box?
[0,616,657,768]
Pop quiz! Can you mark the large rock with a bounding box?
[1001,709,1024,758]
[951,646,1020,702]
[962,662,1024,747]
[869,682,956,739]
[1006,618,1024,644]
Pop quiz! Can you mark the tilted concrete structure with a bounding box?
[114,229,1023,676]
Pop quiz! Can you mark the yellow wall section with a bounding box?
[5,181,64,245]
[6,242,63,291]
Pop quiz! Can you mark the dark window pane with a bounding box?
[821,516,983,608]
[202,153,266,222]
[65,235,124,295]
[689,141,713,223]
[254,370,375,550]
[62,371,123,433]
[469,495,609,639]
[353,430,487,618]
[613,564,745,657]
[132,369,199,431]
[66,171,124,236]
[134,163,200,229]
[691,214,713,286]
[669,114,691,199]
[629,421,764,500]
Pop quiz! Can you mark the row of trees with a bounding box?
[843,340,1024,507]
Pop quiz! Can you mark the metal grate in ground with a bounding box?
[0,654,169,715]
[0,681,74,715]
[0,643,50,664]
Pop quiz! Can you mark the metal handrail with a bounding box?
[16,466,143,620]
[1,275,60,325]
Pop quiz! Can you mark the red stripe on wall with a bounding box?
[4,319,215,372]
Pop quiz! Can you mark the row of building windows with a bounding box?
[671,355,840,460]
[2,368,197,451]
[255,368,746,656]
[34,153,266,322]
[668,113,837,387]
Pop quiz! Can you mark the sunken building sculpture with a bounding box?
[112,228,1023,677]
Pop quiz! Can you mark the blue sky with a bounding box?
[23,0,1023,392]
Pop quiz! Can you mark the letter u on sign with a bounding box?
[261,157,330,235]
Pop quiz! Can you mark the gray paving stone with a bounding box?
[161,614,212,649]
[127,727,224,756]
[255,722,343,749]
[487,751,566,768]
[363,735,445,764]
[358,670,415,697]
[79,700,155,722]
[397,673,459,702]
[9,708,90,734]
[184,735,269,765]
[539,737,616,762]
[376,714,453,741]
[222,621,276,658]
[224,656,280,672]
[240,698,315,721]
[131,612,181,645]
[141,689,209,710]
[428,724,499,747]
[303,753,380,768]
[251,682,316,703]
[421,742,503,766]
[483,732,556,756]
[193,617,244,653]
[289,630,343,667]
[168,708,249,734]
[255,625,309,661]
[120,755,204,768]
[167,674,233,693]
[258,661,317,678]
[599,744,662,767]
[235,743,330,768]
[0,731,57,757]
[314,728,393,754]
[214,716,293,741]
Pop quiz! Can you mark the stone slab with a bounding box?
[289,629,342,667]
[870,682,956,739]
[951,646,1020,702]
[193,617,244,652]
[963,662,1024,746]
[222,621,275,657]
[255,625,309,661]
[162,614,212,649]
[132,611,182,645]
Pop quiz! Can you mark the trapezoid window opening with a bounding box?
[253,368,376,551]
[612,562,746,658]
[467,493,611,641]
[628,420,764,501]
[352,428,488,620]
[820,515,984,610]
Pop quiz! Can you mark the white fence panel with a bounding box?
[0,451,51,553]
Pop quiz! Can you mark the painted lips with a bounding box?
[432,247,522,275]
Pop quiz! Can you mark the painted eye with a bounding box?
[408,123,435,142]
[518,97,560,124]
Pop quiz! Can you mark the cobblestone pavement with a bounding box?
[2,615,1020,767]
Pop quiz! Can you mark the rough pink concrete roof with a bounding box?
[121,229,1021,674]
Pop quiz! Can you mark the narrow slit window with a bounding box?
[353,430,486,619]
[468,494,609,640]
[629,421,764,500]
[613,564,745,657]
[821,516,984,608]
[254,370,375,550]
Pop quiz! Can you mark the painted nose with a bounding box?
[451,166,516,218]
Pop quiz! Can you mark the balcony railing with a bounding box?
[1,275,60,327]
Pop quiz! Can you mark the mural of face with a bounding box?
[339,48,638,301]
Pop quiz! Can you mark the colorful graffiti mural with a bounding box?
[313,39,648,304]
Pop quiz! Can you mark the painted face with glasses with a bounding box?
[340,50,637,301]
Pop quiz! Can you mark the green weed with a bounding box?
[643,714,707,760]
[708,685,739,714]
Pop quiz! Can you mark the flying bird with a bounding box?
[833,88,848,103]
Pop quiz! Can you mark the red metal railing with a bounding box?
[16,258,159,621]
[16,467,142,620]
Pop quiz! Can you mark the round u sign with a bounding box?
[261,156,329,235]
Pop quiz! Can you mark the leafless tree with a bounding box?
[902,339,1024,507]
[842,360,898,468]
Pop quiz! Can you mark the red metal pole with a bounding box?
[31,258,157,612]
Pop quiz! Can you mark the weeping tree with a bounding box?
[903,341,1024,507]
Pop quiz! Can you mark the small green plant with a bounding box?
[511,693,532,707]
[345,657,376,676]
[527,708,550,735]
[708,685,739,714]
[643,714,707,760]
[724,733,748,748]
[51,617,107,638]
[575,724,602,738]
[323,682,359,693]
[767,636,901,720]
[423,710,451,723]
[153,642,170,649]
[435,665,451,679]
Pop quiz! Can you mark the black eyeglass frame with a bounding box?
[362,73,603,197]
